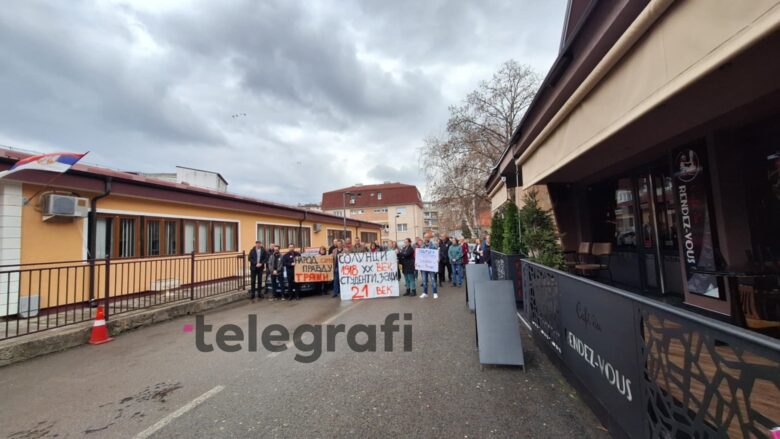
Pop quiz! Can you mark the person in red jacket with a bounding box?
[461,239,469,265]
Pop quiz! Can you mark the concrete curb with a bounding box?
[0,289,247,368]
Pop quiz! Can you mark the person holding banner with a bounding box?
[419,232,439,299]
[318,246,330,295]
[282,244,301,300]
[399,238,416,296]
[448,238,464,287]
[331,240,344,298]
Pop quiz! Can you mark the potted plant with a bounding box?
[490,202,526,305]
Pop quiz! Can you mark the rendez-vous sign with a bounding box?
[567,331,633,402]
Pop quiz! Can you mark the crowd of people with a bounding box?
[246,232,492,301]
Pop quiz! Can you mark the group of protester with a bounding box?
[247,232,492,301]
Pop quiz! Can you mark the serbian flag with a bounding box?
[0,152,88,179]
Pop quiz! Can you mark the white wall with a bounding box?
[0,182,22,316]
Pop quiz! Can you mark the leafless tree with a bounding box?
[421,60,540,231]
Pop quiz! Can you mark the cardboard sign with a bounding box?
[414,248,439,272]
[294,255,334,283]
[338,251,399,300]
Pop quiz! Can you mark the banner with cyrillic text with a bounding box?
[338,251,400,300]
[294,255,334,282]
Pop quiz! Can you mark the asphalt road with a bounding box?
[0,285,610,438]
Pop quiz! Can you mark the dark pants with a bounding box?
[438,261,452,283]
[250,266,264,298]
[271,273,282,298]
[284,266,297,299]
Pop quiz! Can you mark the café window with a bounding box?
[614,178,636,247]
[257,224,311,248]
[361,232,378,243]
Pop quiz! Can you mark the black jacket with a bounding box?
[248,247,268,269]
[281,251,300,268]
[399,245,415,274]
[438,238,451,262]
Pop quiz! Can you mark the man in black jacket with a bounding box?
[281,244,301,300]
[248,241,268,301]
[437,233,452,287]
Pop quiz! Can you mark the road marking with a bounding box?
[517,311,532,331]
[134,385,225,439]
[266,301,363,358]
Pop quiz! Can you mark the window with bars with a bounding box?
[256,224,311,248]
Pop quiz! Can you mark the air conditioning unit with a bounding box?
[42,194,89,219]
[313,223,322,233]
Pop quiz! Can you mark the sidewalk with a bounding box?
[0,287,248,367]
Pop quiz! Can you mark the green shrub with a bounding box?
[502,202,523,255]
[519,189,565,270]
[490,211,504,254]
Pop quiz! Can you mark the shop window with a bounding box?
[165,221,177,255]
[614,178,636,247]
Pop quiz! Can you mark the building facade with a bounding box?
[321,183,424,244]
[0,148,381,316]
[487,0,780,326]
[422,202,439,236]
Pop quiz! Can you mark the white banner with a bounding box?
[338,250,400,300]
[414,248,439,272]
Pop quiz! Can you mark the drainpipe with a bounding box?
[515,161,522,244]
[88,176,112,305]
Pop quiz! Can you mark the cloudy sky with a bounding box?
[0,0,566,205]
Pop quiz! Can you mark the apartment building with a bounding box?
[321,182,424,244]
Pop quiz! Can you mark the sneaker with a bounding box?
[433,293,439,299]
[420,293,428,298]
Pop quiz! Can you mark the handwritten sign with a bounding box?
[294,255,334,283]
[414,248,439,272]
[338,251,399,300]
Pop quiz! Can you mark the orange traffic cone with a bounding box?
[88,306,113,345]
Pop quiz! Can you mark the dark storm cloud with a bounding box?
[0,0,565,204]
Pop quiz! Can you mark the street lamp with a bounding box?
[342,191,361,240]
[394,212,401,243]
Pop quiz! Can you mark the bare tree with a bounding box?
[421,60,539,231]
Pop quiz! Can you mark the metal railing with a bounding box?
[522,260,780,439]
[0,252,246,341]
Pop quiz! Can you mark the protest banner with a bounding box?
[414,248,439,272]
[294,255,334,283]
[338,250,400,300]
